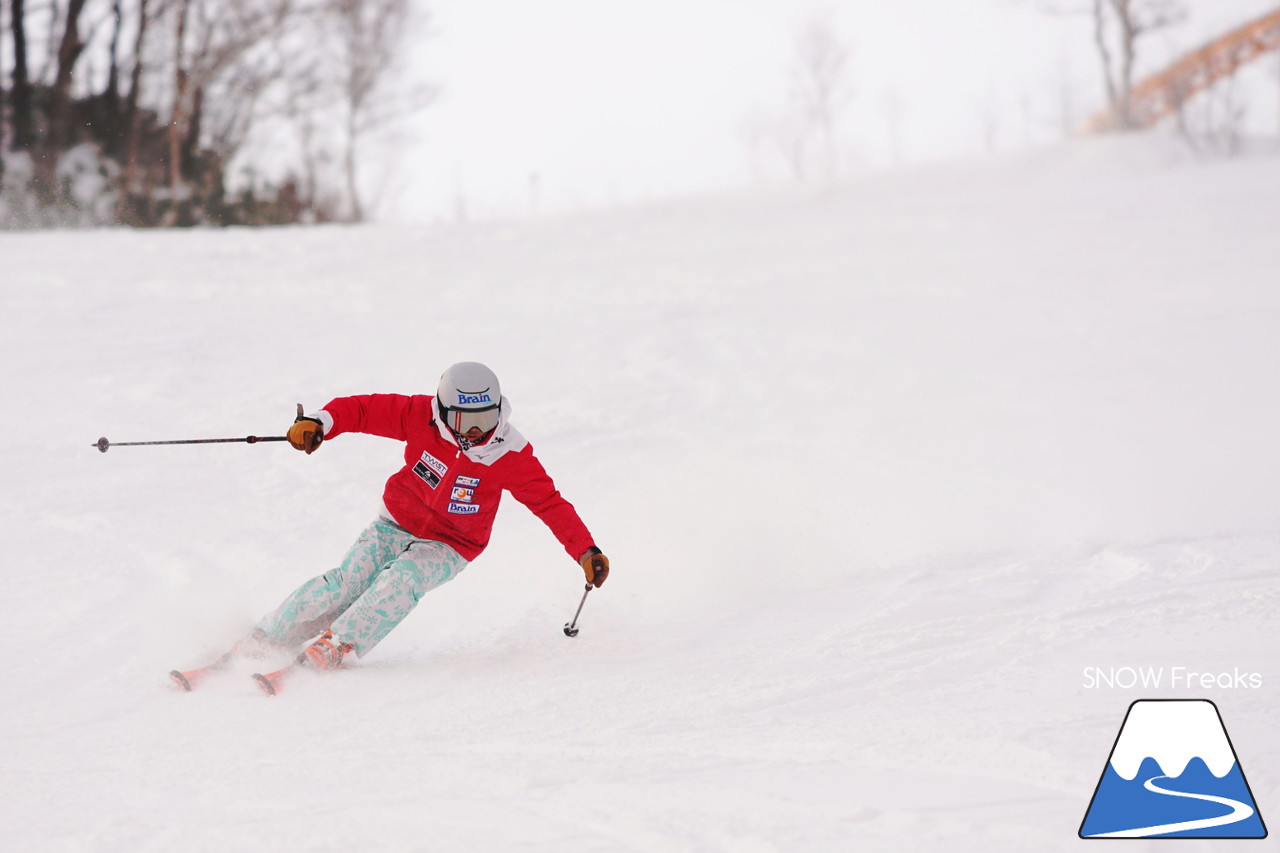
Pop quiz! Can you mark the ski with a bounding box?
[174,632,336,695]
[170,630,278,692]
[254,632,354,695]
[251,655,309,696]
[169,651,234,692]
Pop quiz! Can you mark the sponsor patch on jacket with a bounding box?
[412,451,449,489]
[448,502,480,515]
[451,486,475,503]
[456,475,481,487]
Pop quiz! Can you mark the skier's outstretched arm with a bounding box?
[287,393,427,452]
[507,448,610,587]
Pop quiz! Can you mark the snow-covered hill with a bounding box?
[2,135,1277,851]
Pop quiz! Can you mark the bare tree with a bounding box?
[0,2,5,185]
[104,0,123,109]
[3,0,434,225]
[742,13,854,186]
[323,0,434,222]
[34,0,89,197]
[1172,47,1250,157]
[150,0,294,194]
[1038,0,1186,130]
[7,0,37,152]
[120,0,154,199]
[165,0,191,189]
[0,6,4,179]
[1098,0,1187,128]
[277,46,332,217]
[195,4,294,154]
[790,13,853,181]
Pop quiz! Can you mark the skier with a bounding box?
[253,362,609,670]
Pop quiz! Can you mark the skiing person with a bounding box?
[251,362,609,670]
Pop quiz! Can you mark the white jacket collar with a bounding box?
[433,395,527,465]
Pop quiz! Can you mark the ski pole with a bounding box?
[94,404,301,453]
[94,435,288,453]
[563,583,592,637]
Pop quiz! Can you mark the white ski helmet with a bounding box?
[436,362,502,440]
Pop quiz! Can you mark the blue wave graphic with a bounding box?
[1081,756,1266,838]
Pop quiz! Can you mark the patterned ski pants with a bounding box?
[255,517,468,657]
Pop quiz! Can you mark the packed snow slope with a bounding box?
[2,135,1278,852]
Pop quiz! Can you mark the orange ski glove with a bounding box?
[287,417,324,454]
[579,547,610,588]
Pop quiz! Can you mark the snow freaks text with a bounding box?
[1082,667,1263,690]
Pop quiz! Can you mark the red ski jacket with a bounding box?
[317,393,595,563]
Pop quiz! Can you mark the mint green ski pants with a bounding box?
[255,517,468,657]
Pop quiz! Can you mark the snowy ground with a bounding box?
[2,135,1278,852]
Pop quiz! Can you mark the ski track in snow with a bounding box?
[2,136,1279,851]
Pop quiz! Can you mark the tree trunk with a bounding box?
[344,110,363,222]
[1113,0,1139,129]
[168,0,192,189]
[36,0,89,201]
[10,0,35,151]
[1092,0,1121,128]
[121,0,151,194]
[181,85,203,179]
[0,18,4,167]
[106,0,123,108]
[49,0,89,148]
[93,0,127,158]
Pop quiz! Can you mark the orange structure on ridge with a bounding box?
[1083,8,1280,133]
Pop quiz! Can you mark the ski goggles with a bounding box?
[440,401,500,436]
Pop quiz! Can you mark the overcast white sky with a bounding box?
[386,0,1280,222]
